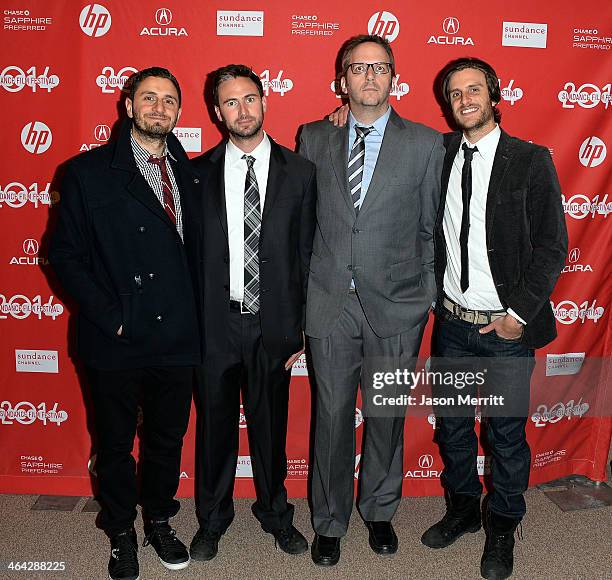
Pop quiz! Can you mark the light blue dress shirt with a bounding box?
[347,106,391,206]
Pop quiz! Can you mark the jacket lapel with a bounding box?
[485,130,515,245]
[261,138,287,222]
[207,143,228,241]
[328,125,354,215]
[437,132,462,230]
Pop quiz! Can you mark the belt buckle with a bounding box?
[239,301,251,315]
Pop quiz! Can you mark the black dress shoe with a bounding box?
[365,521,398,555]
[189,528,222,561]
[272,525,309,555]
[311,534,340,566]
[480,512,520,580]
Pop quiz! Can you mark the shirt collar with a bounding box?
[349,106,391,137]
[461,124,501,161]
[130,131,175,162]
[226,132,270,167]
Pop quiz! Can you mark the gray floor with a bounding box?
[1,487,611,580]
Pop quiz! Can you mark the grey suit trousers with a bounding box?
[309,292,426,537]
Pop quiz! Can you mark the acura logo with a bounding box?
[568,248,580,263]
[442,17,460,35]
[418,454,434,469]
[23,239,39,255]
[155,8,172,25]
[94,124,111,142]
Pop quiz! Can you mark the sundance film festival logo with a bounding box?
[502,21,547,48]
[562,193,611,219]
[500,79,524,105]
[558,82,612,109]
[21,121,52,154]
[96,65,138,94]
[428,16,474,46]
[141,7,188,37]
[368,11,400,42]
[217,10,264,37]
[578,136,606,168]
[0,182,55,209]
[80,124,111,151]
[10,238,49,266]
[552,299,604,325]
[531,398,589,427]
[79,4,111,38]
[562,247,593,274]
[0,401,67,426]
[0,65,59,93]
[0,294,64,321]
[260,70,293,96]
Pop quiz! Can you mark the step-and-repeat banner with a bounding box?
[0,1,610,497]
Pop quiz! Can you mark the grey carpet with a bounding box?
[1,487,611,580]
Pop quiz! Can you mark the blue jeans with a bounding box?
[432,307,534,519]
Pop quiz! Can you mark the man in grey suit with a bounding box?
[299,34,444,565]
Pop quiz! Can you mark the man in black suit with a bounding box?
[50,67,200,580]
[421,58,567,579]
[188,65,316,562]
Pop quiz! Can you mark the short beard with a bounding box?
[132,116,174,143]
[228,118,263,141]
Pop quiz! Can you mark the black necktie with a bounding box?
[460,143,478,293]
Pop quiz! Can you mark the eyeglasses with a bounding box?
[347,62,392,75]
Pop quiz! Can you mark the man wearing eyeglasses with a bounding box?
[299,34,444,565]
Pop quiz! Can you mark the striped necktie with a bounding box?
[348,125,373,213]
[147,155,177,225]
[242,155,261,314]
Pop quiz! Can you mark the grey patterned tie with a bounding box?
[242,155,261,314]
[348,126,373,213]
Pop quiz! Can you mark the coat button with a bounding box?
[352,227,360,234]
[347,265,353,271]
[138,226,146,233]
[156,315,163,322]
[149,273,155,279]
[223,284,229,291]
[194,178,200,184]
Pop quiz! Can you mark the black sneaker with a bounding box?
[108,529,139,580]
[272,525,308,555]
[143,520,190,571]
[189,528,222,561]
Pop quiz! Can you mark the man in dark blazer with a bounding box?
[188,64,316,562]
[421,58,567,580]
[299,35,444,565]
[50,67,199,580]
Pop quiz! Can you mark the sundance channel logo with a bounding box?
[217,10,264,37]
[15,349,58,373]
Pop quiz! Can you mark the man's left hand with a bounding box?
[285,348,305,371]
[479,314,523,340]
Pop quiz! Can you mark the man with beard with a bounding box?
[50,67,200,580]
[188,64,315,562]
[421,58,567,579]
[299,35,444,565]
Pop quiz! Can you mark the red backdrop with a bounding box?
[1,0,610,498]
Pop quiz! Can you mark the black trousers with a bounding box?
[87,366,194,536]
[195,310,294,534]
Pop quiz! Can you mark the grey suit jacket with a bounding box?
[299,108,444,339]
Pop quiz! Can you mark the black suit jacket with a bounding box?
[434,130,568,349]
[189,137,316,360]
[49,119,201,370]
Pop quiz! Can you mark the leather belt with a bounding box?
[229,300,254,315]
[442,296,506,325]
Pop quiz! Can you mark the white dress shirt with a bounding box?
[224,133,271,301]
[443,125,526,324]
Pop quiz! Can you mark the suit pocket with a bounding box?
[390,256,421,281]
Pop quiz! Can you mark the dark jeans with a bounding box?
[432,307,534,519]
[87,366,194,536]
